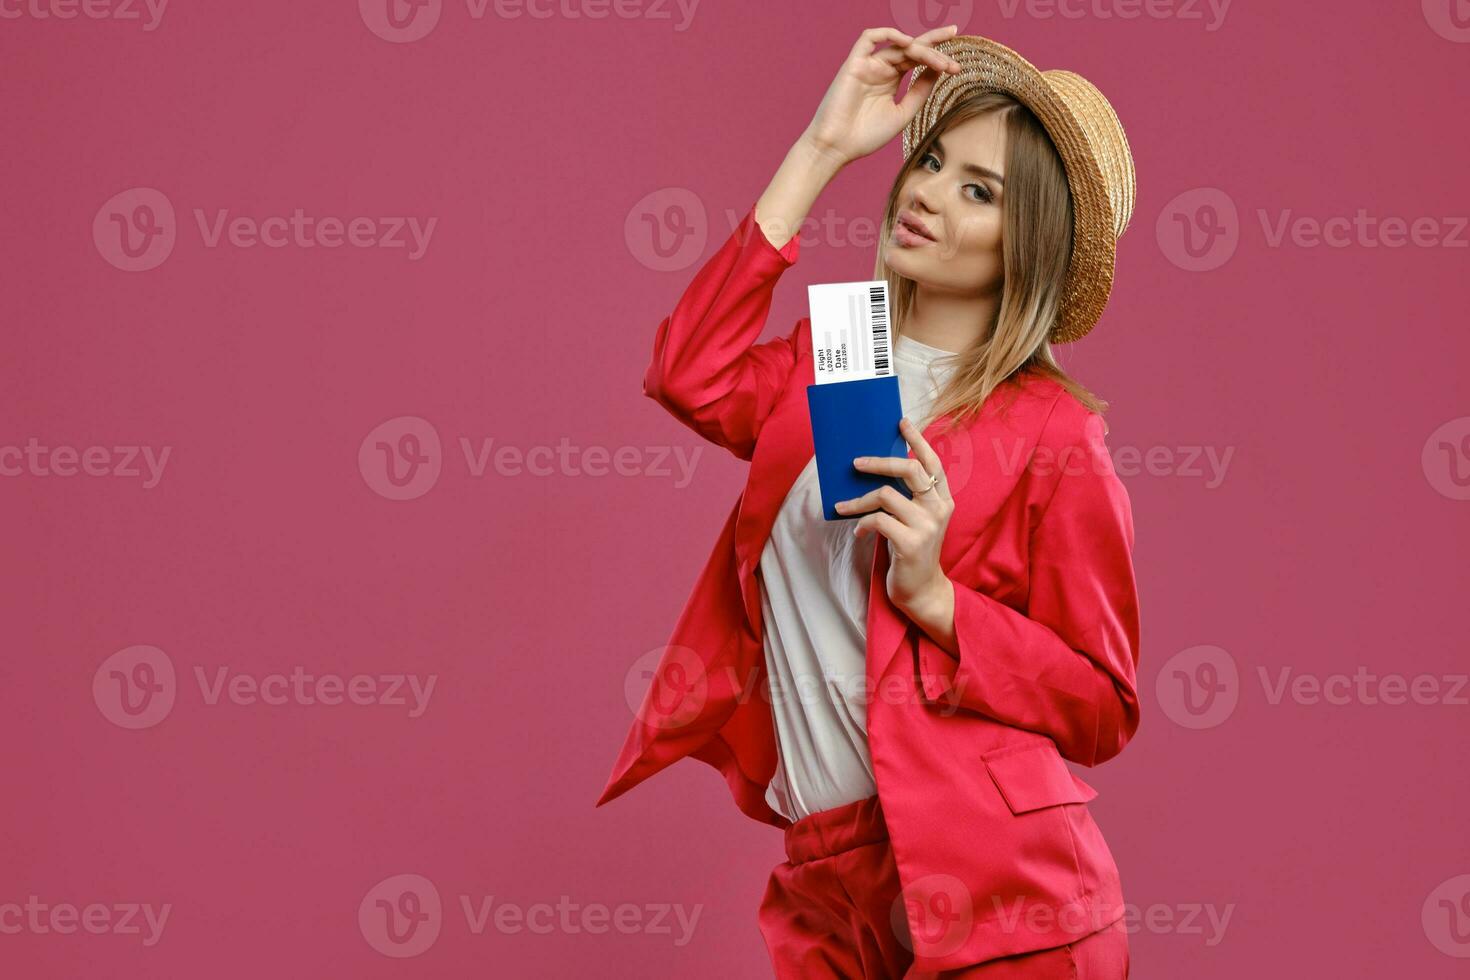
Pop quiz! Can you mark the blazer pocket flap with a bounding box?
[984,742,1099,814]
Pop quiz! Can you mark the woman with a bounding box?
[598,26,1141,979]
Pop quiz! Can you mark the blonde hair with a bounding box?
[873,91,1108,435]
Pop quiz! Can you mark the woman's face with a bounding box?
[883,111,1007,295]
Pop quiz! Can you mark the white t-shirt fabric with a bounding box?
[760,332,963,823]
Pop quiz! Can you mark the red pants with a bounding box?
[757,794,1130,979]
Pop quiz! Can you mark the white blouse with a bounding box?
[760,333,962,822]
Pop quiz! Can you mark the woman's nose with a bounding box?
[909,174,941,214]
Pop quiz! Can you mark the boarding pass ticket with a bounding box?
[808,280,893,385]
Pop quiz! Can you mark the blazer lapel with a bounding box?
[732,379,814,638]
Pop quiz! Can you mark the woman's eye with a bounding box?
[919,153,992,203]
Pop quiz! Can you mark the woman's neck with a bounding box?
[902,284,997,354]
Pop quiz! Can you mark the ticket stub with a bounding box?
[808,280,893,385]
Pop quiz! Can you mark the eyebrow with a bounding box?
[931,137,1005,185]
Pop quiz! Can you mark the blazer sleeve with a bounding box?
[642,200,803,462]
[915,406,1142,768]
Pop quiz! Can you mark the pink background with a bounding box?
[4,1,1469,976]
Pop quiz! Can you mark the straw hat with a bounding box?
[901,35,1136,343]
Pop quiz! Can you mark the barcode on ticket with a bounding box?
[808,280,893,385]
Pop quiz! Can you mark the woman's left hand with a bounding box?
[835,417,954,614]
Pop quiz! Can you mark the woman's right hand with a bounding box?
[800,25,964,168]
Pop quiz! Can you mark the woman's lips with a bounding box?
[892,221,937,247]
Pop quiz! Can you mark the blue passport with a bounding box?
[807,374,911,521]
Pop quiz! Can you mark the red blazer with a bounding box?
[597,200,1142,971]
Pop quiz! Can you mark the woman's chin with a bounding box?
[882,245,932,285]
[882,243,915,274]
